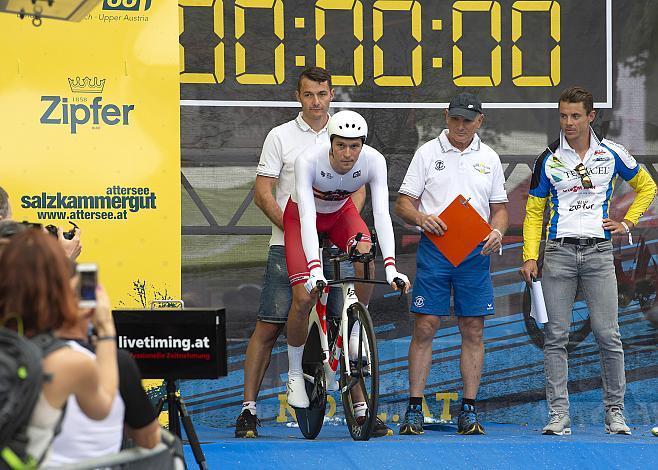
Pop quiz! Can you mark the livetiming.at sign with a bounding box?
[118,335,211,352]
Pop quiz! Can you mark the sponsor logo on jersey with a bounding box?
[549,156,566,170]
[473,162,491,174]
[569,200,595,211]
[435,160,445,171]
[312,187,351,201]
[562,185,596,193]
[352,170,361,178]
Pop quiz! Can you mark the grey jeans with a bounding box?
[541,239,625,413]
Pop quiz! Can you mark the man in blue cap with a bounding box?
[395,93,509,435]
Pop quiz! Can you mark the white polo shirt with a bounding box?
[399,129,507,222]
[256,112,329,246]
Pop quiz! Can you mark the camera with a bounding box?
[45,221,78,240]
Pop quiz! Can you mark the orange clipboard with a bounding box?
[424,194,491,267]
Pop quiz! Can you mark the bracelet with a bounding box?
[96,336,116,342]
[620,221,633,245]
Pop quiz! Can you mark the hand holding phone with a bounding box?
[77,263,97,308]
[91,284,115,337]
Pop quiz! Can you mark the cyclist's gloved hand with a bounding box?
[385,266,410,292]
[304,267,328,294]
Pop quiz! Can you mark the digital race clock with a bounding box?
[179,0,611,108]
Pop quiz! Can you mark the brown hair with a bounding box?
[0,186,9,219]
[559,86,594,115]
[297,66,332,91]
[0,229,78,336]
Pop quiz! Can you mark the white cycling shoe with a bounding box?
[286,373,310,408]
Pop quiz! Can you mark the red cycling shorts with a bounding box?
[283,198,371,286]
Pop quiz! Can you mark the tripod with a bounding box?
[156,378,208,470]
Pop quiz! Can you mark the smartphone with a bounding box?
[77,263,98,309]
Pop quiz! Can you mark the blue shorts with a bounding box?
[257,245,353,323]
[411,234,494,317]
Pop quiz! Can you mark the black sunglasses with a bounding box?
[574,163,593,189]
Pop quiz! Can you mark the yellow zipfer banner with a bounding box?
[0,1,180,308]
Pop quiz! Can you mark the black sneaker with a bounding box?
[457,404,485,435]
[399,405,424,435]
[356,415,393,437]
[372,416,393,437]
[235,409,260,438]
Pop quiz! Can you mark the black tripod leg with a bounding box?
[166,380,181,437]
[155,397,166,416]
[176,395,208,470]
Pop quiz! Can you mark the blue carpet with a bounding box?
[182,423,658,469]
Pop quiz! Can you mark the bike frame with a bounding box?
[303,246,369,391]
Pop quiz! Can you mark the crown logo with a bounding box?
[68,76,105,94]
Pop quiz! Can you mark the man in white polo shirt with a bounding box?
[234,68,394,438]
[395,93,508,436]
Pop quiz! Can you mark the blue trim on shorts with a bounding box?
[410,234,494,317]
[257,245,354,323]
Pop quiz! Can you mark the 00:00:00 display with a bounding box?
[180,0,561,88]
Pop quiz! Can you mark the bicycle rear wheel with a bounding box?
[340,302,379,441]
[294,322,327,440]
[522,283,591,352]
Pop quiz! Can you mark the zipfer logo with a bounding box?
[40,77,135,134]
[103,0,151,11]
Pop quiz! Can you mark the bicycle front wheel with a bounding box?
[340,302,379,441]
[295,322,327,440]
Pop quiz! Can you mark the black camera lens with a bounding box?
[44,224,59,238]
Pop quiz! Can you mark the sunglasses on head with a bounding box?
[574,163,593,189]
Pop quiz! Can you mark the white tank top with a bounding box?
[46,341,125,466]
[25,392,62,465]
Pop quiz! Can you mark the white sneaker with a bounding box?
[542,411,571,435]
[605,406,631,435]
[286,373,309,408]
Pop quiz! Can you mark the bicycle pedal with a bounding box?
[349,360,371,377]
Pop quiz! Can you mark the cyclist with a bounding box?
[283,110,410,413]
[235,67,376,438]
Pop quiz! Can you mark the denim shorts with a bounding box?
[410,234,494,317]
[257,245,354,323]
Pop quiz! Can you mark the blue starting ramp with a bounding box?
[183,422,658,469]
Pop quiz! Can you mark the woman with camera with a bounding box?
[0,229,118,466]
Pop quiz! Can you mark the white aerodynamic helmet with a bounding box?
[327,110,368,141]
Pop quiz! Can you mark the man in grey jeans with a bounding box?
[520,86,656,435]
